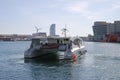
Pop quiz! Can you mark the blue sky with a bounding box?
[0,0,120,36]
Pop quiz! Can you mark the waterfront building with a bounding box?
[114,21,120,36]
[92,20,120,42]
[92,21,108,41]
[50,24,56,36]
[0,34,32,41]
[107,23,114,34]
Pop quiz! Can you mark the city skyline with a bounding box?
[0,0,120,36]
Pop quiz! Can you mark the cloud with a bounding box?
[112,2,120,9]
[63,1,100,20]
[64,1,89,13]
[63,0,120,21]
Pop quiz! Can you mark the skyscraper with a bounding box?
[50,24,56,36]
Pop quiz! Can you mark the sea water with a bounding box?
[0,41,120,80]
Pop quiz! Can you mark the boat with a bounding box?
[57,37,86,60]
[24,36,59,59]
[24,36,86,60]
[24,26,86,60]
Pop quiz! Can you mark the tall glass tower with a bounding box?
[50,24,56,36]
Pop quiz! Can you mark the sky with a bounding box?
[0,0,120,36]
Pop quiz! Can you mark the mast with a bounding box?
[61,24,68,37]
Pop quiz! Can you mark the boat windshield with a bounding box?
[58,38,71,51]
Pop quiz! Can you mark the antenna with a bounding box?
[35,26,41,32]
[61,24,69,37]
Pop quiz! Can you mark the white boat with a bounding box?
[24,36,59,59]
[57,37,86,60]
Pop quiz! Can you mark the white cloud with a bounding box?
[63,0,120,21]
[112,2,120,9]
[64,1,89,13]
[64,1,98,20]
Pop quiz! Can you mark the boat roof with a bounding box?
[70,37,83,41]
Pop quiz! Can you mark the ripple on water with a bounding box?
[1,42,120,80]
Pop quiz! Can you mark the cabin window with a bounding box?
[58,44,66,51]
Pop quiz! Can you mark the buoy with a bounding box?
[73,54,77,60]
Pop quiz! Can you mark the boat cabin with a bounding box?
[58,37,84,51]
[30,37,59,49]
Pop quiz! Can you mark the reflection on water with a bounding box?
[1,41,120,80]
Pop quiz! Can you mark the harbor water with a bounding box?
[0,41,120,80]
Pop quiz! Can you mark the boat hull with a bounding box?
[57,46,86,60]
[24,48,58,59]
[24,47,86,60]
